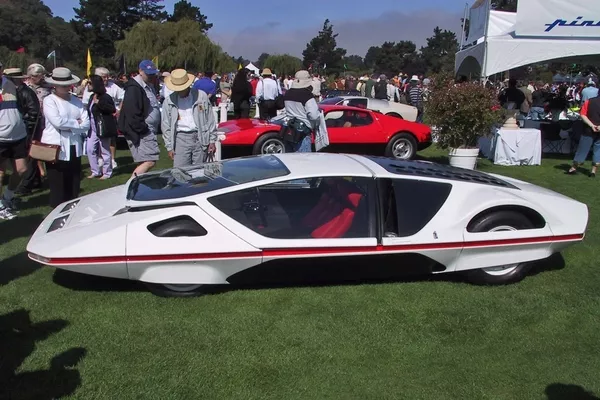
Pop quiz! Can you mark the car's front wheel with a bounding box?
[465,211,534,285]
[385,132,417,160]
[253,132,285,155]
[145,283,206,297]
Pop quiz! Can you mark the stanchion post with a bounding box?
[219,102,228,123]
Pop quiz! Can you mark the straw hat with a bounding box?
[4,68,27,79]
[165,69,195,92]
[291,70,312,89]
[46,67,80,86]
[262,68,272,76]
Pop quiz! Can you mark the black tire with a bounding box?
[465,211,534,285]
[385,132,418,160]
[253,132,285,155]
[145,220,208,297]
[145,283,206,298]
[386,112,403,119]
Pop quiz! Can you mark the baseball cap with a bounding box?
[139,60,158,75]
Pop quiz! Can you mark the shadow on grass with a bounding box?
[0,252,41,286]
[53,269,145,293]
[554,163,594,176]
[0,214,44,245]
[50,253,566,296]
[545,383,599,400]
[0,309,86,400]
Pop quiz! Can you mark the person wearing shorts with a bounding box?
[0,63,29,219]
[118,60,161,176]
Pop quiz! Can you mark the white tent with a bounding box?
[245,62,260,75]
[455,0,600,79]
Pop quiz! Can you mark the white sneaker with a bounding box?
[0,204,16,220]
[112,159,118,169]
[98,158,104,168]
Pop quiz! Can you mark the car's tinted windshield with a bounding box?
[127,156,290,201]
[319,97,342,105]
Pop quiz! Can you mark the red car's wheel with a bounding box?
[253,132,286,155]
[385,132,417,160]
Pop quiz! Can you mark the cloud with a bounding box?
[209,9,462,61]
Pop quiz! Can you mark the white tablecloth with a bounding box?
[493,128,542,166]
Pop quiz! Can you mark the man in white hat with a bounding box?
[161,69,217,168]
[256,68,281,120]
[0,64,29,219]
[281,70,321,153]
[581,78,599,105]
[408,75,424,123]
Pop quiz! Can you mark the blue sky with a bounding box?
[45,0,464,60]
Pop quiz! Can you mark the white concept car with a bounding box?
[27,154,588,297]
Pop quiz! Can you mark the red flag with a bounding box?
[16,47,25,53]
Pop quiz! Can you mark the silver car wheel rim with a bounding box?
[262,139,284,154]
[392,139,412,159]
[162,284,203,292]
[481,225,519,276]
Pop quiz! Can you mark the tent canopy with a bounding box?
[455,9,600,78]
[245,62,260,75]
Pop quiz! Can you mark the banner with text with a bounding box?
[515,0,600,38]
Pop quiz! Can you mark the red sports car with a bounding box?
[218,105,432,160]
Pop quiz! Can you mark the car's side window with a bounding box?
[209,177,374,239]
[324,110,373,128]
[380,178,452,237]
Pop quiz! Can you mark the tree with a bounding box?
[492,0,517,12]
[302,19,347,75]
[263,54,302,77]
[116,19,235,73]
[0,0,82,65]
[420,27,459,74]
[138,0,168,21]
[168,0,212,32]
[255,52,270,69]
[364,41,419,77]
[364,46,381,69]
[344,55,364,72]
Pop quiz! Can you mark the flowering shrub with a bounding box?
[426,78,501,149]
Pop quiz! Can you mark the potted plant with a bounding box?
[426,78,501,169]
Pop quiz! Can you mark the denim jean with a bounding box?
[530,107,545,120]
[285,135,312,153]
[573,135,600,165]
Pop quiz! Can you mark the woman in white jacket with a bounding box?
[41,68,90,207]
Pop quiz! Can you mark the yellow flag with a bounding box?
[152,56,159,70]
[86,49,92,77]
[238,64,243,70]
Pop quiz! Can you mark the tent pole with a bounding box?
[479,0,491,82]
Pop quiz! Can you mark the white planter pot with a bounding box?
[449,148,479,170]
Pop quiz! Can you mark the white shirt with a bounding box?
[176,94,196,132]
[387,84,400,102]
[82,81,125,108]
[42,94,90,161]
[256,78,281,100]
[312,77,321,97]
[161,84,174,100]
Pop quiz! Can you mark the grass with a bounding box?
[1,143,600,400]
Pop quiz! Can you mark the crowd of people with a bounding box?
[0,59,332,220]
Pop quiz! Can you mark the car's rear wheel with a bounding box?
[466,211,534,285]
[385,132,417,160]
[145,283,206,297]
[253,132,285,155]
[386,112,403,119]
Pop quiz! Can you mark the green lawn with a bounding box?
[1,144,600,400]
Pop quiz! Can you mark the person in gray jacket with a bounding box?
[161,69,217,168]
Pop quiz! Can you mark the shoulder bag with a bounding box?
[29,141,60,163]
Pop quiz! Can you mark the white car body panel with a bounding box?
[27,153,588,288]
[333,96,419,122]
